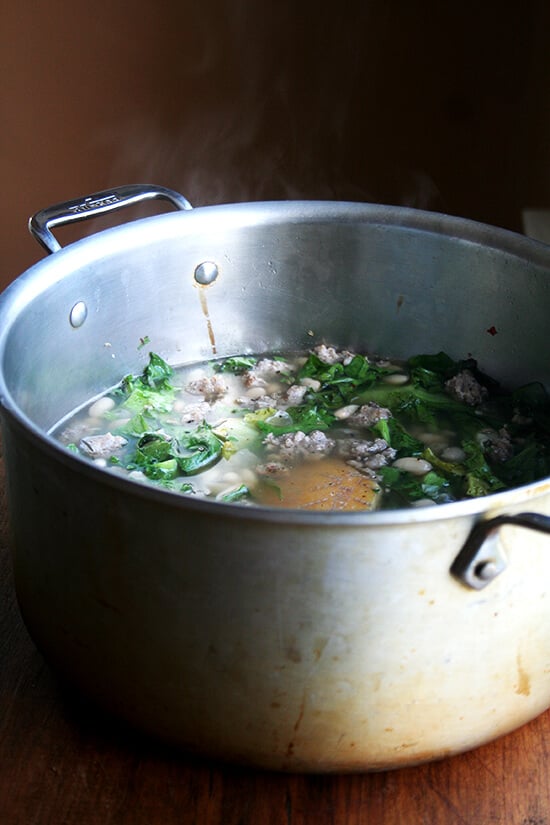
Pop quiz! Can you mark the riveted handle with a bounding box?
[451,512,550,590]
[29,184,193,254]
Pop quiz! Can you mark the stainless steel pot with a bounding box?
[1,184,550,772]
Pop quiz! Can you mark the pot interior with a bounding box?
[1,201,550,432]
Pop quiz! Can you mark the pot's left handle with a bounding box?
[29,184,193,254]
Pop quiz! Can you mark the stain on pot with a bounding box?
[516,654,532,696]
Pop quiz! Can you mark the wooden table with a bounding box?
[2,450,550,825]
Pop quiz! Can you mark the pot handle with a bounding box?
[28,184,193,254]
[451,512,550,590]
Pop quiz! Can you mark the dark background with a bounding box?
[2,1,550,287]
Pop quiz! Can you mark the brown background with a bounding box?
[2,1,550,287]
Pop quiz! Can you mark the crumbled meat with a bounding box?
[242,358,294,389]
[445,370,488,406]
[79,432,127,458]
[263,429,336,463]
[313,344,342,364]
[238,383,305,410]
[480,427,513,462]
[177,401,211,424]
[284,384,308,405]
[59,422,93,444]
[338,438,397,477]
[313,345,356,366]
[349,402,392,427]
[186,375,228,401]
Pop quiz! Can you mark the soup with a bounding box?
[53,345,550,510]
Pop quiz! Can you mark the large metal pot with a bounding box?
[1,184,550,772]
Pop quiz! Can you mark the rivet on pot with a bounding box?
[69,301,88,328]
[474,560,499,582]
[194,261,219,285]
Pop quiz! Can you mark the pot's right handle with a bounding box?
[451,512,550,590]
[29,184,193,254]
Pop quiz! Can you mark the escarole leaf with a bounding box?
[372,418,425,457]
[357,382,470,426]
[497,439,550,488]
[214,356,258,374]
[213,418,261,459]
[297,352,383,407]
[121,385,174,415]
[422,447,465,477]
[129,423,223,480]
[407,352,498,393]
[218,484,250,502]
[245,404,335,436]
[121,351,173,393]
[378,466,455,506]
[141,352,174,388]
[461,440,506,495]
[118,412,156,437]
[420,471,456,503]
[131,433,179,481]
[174,424,224,474]
[119,352,175,415]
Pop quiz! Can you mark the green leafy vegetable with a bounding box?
[462,440,506,495]
[297,352,383,407]
[372,418,425,457]
[175,424,224,474]
[378,466,455,506]
[249,404,335,436]
[215,356,258,374]
[141,352,173,389]
[128,423,223,480]
[219,484,250,502]
[118,352,175,418]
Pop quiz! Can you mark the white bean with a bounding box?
[440,446,466,463]
[240,468,258,488]
[300,377,321,391]
[382,372,409,385]
[246,386,267,400]
[411,498,438,507]
[392,457,433,475]
[334,404,359,420]
[128,470,146,482]
[417,432,449,452]
[222,471,241,484]
[88,396,116,418]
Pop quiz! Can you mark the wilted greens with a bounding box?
[55,347,550,509]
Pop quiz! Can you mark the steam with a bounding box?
[100,1,440,210]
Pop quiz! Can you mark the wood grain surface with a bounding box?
[1,447,550,825]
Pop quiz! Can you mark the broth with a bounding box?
[52,345,550,510]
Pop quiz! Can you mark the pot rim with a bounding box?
[1,198,550,527]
